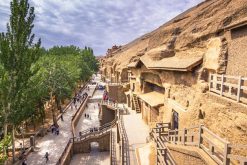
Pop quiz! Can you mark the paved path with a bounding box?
[70,143,110,165]
[122,108,150,165]
[75,75,103,136]
[74,102,100,136]
[26,80,96,165]
[70,74,110,165]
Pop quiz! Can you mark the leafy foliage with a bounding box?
[0,1,99,162]
[0,135,11,162]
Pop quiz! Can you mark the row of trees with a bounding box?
[0,0,99,163]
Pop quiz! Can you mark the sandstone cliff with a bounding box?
[102,0,247,76]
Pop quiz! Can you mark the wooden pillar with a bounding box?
[183,128,186,145]
[237,76,242,102]
[198,125,202,148]
[220,74,224,96]
[223,143,231,165]
[209,73,212,92]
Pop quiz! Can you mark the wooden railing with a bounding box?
[209,74,247,104]
[107,82,129,86]
[118,115,130,165]
[168,125,199,146]
[151,123,176,165]
[166,125,247,165]
[73,117,117,142]
[101,100,118,109]
[101,100,129,115]
[227,144,247,165]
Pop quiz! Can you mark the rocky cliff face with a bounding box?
[102,0,247,75]
[100,0,247,149]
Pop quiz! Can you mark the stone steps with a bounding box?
[133,94,141,113]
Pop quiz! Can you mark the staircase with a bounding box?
[133,94,141,113]
[75,117,117,142]
[151,123,247,165]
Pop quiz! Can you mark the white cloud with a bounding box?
[0,0,204,55]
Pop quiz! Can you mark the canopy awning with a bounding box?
[140,55,203,71]
[138,91,164,107]
[140,48,204,72]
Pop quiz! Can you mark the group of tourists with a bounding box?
[50,124,60,135]
[72,90,88,110]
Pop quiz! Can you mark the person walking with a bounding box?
[44,152,49,163]
[56,128,59,135]
[51,124,55,134]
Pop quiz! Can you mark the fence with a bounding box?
[151,122,176,165]
[209,74,247,104]
[73,117,117,142]
[101,100,119,110]
[107,82,129,86]
[110,131,117,165]
[118,115,130,165]
[166,125,247,165]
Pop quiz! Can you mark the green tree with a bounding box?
[31,55,80,126]
[48,45,80,56]
[0,0,41,162]
[0,135,11,163]
[81,47,99,72]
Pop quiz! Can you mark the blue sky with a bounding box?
[0,0,203,55]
